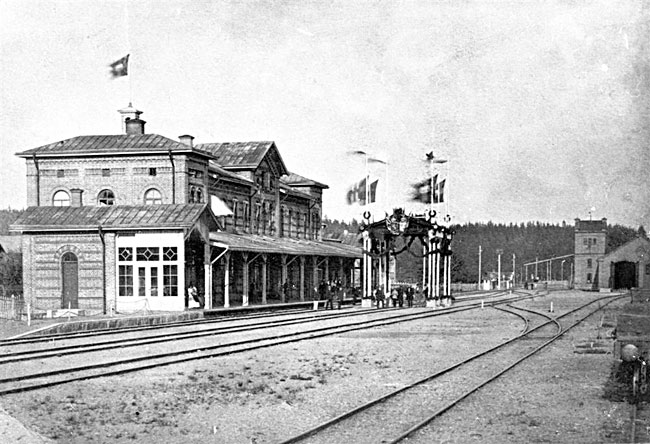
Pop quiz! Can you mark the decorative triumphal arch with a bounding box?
[359,208,454,307]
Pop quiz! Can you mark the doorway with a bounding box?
[613,261,637,290]
[61,252,79,309]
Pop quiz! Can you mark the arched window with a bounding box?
[98,189,115,206]
[62,252,77,263]
[196,187,203,203]
[144,188,162,205]
[53,190,71,206]
[189,187,196,203]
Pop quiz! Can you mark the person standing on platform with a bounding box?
[406,286,414,307]
[390,287,398,307]
[375,286,385,308]
[324,282,334,310]
[352,287,359,305]
[397,287,404,308]
[318,279,328,310]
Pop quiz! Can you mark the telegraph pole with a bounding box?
[496,249,503,289]
[512,253,516,288]
[478,245,482,290]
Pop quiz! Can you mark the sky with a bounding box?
[1,0,648,229]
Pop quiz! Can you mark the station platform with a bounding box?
[7,300,340,339]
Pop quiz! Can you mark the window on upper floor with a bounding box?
[57,169,65,178]
[264,172,271,190]
[189,186,204,204]
[232,199,239,229]
[98,189,115,206]
[102,168,110,177]
[587,259,592,268]
[52,190,70,206]
[144,188,162,205]
[149,167,157,176]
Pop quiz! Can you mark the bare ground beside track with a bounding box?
[0,291,644,444]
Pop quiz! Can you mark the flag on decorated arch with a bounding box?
[411,174,437,204]
[435,179,446,203]
[425,151,448,164]
[109,54,130,78]
[346,178,378,206]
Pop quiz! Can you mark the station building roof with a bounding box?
[196,141,289,176]
[10,204,220,233]
[15,134,213,159]
[281,172,329,189]
[210,232,361,258]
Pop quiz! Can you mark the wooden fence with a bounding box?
[0,294,24,320]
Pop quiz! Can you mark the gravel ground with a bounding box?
[0,291,643,443]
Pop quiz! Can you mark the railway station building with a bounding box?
[11,106,360,314]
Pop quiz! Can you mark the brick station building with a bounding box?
[11,106,360,314]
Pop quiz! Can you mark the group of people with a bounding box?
[372,285,416,308]
[318,279,339,309]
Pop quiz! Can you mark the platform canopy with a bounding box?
[210,232,361,258]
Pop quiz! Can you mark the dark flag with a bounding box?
[347,178,379,205]
[435,179,446,203]
[411,175,437,204]
[369,179,378,204]
[425,151,448,164]
[109,54,130,78]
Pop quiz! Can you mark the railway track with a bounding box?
[276,293,624,444]
[0,290,520,364]
[2,289,510,346]
[0,293,532,395]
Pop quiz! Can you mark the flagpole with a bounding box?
[123,0,133,104]
[384,156,388,212]
[365,152,370,211]
[445,159,450,221]
[429,156,434,215]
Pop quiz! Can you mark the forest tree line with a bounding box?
[323,217,646,284]
[0,209,645,288]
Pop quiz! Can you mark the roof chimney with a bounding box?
[179,134,194,148]
[118,103,143,133]
[125,117,146,135]
[70,188,84,207]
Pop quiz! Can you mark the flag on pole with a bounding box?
[435,179,446,203]
[425,151,448,164]
[411,175,437,204]
[346,178,379,205]
[369,179,378,203]
[109,54,130,78]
